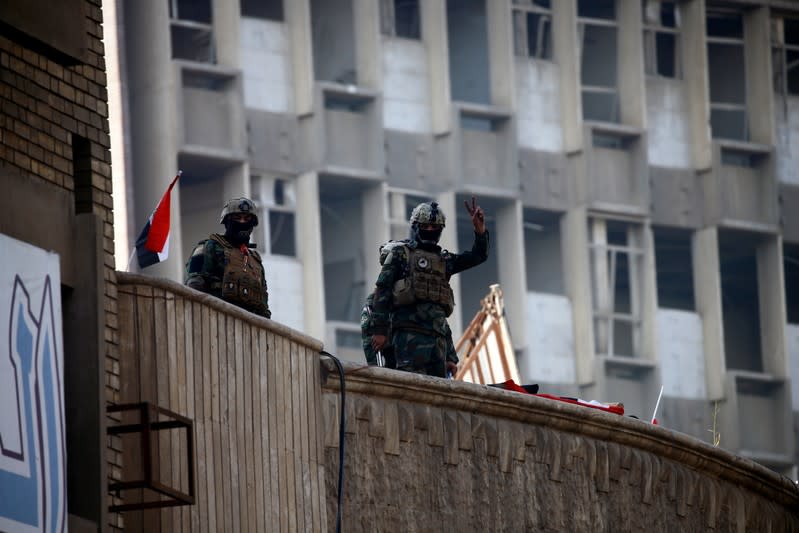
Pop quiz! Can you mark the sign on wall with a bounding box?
[0,234,67,532]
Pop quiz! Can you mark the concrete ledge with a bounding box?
[322,360,799,509]
[116,271,324,352]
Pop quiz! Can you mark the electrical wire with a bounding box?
[320,351,345,533]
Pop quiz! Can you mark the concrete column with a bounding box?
[758,235,788,378]
[285,0,315,115]
[222,164,250,201]
[682,0,712,171]
[562,207,595,385]
[552,0,582,153]
[744,6,775,146]
[362,182,390,283]
[438,191,463,338]
[693,226,725,400]
[486,0,515,108]
[496,200,527,349]
[212,0,240,67]
[590,218,609,355]
[124,0,183,281]
[354,0,382,90]
[639,223,659,362]
[422,0,452,134]
[297,171,326,340]
[617,0,646,128]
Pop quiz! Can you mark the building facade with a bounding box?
[116,0,799,476]
[0,0,121,530]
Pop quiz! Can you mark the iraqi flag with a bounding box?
[135,172,181,269]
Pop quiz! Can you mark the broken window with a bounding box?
[707,10,747,140]
[578,0,619,122]
[642,1,681,78]
[772,17,799,96]
[240,0,284,21]
[719,230,763,372]
[512,0,553,60]
[653,227,694,311]
[169,0,215,63]
[381,0,421,39]
[252,175,297,257]
[785,243,799,324]
[589,218,644,357]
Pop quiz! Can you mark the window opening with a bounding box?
[240,0,283,20]
[512,0,552,60]
[524,209,564,295]
[579,1,619,122]
[653,227,694,311]
[706,10,747,140]
[252,175,297,257]
[785,243,799,324]
[589,218,644,357]
[169,0,214,63]
[772,17,799,97]
[642,1,681,78]
[719,230,763,372]
[381,0,422,39]
[72,134,92,215]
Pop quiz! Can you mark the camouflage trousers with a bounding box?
[391,328,456,378]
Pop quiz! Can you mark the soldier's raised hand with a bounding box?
[464,196,486,234]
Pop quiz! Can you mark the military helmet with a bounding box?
[220,197,259,226]
[409,201,446,227]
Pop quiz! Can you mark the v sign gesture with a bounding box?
[464,196,486,235]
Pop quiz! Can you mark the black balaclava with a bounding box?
[224,218,255,247]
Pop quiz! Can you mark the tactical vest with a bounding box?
[210,234,268,315]
[392,246,455,316]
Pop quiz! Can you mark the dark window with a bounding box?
[171,25,215,63]
[240,0,284,21]
[269,211,296,256]
[653,228,695,311]
[706,12,743,39]
[71,135,92,214]
[578,0,615,20]
[394,0,421,39]
[785,244,799,324]
[171,0,212,23]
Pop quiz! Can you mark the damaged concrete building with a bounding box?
[115,0,799,476]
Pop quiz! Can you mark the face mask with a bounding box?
[225,220,254,245]
[418,227,442,243]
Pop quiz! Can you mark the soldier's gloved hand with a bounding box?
[464,196,485,235]
[371,334,387,351]
[186,278,206,291]
[446,360,458,377]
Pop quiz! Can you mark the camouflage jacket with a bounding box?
[184,234,271,319]
[370,231,489,337]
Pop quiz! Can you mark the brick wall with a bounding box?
[0,0,121,530]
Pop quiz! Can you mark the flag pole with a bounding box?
[651,385,664,424]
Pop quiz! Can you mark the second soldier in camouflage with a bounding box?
[369,198,488,377]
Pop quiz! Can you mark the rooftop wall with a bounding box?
[322,363,799,532]
[116,273,327,532]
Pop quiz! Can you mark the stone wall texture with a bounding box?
[323,363,799,532]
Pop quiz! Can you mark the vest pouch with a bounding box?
[392,277,416,307]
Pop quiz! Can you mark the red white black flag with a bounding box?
[134,172,181,269]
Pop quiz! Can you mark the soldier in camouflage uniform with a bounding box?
[184,197,271,319]
[369,197,488,377]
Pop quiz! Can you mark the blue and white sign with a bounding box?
[0,234,67,533]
